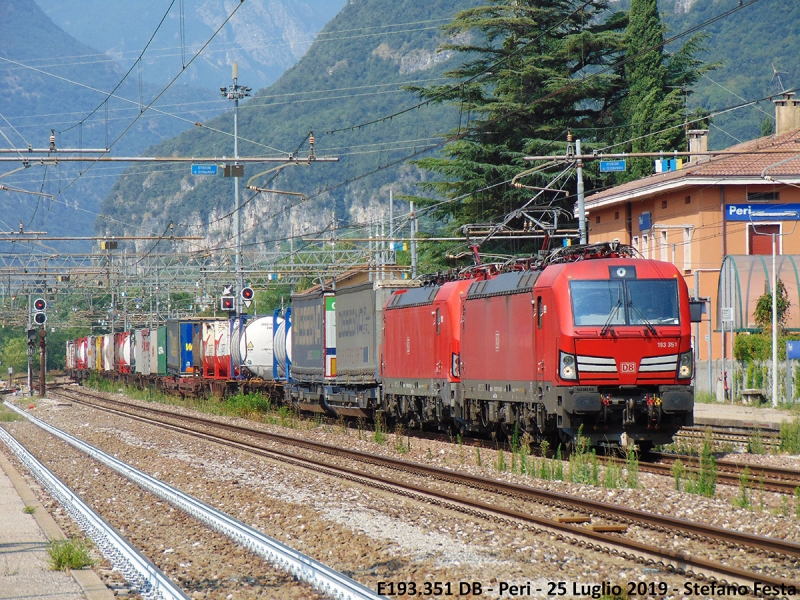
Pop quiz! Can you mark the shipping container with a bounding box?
[151,326,167,375]
[77,337,88,370]
[115,331,132,374]
[290,290,327,382]
[202,320,231,380]
[167,321,196,375]
[102,334,114,371]
[134,329,152,375]
[231,314,291,380]
[335,280,417,385]
[65,340,76,370]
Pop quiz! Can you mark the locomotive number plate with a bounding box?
[620,362,637,373]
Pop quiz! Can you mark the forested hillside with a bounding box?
[97,0,798,254]
[98,0,479,249]
[0,0,219,246]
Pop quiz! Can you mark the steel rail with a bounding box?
[605,455,800,494]
[53,390,800,586]
[0,420,188,600]
[4,401,384,600]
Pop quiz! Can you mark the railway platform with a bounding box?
[693,401,798,432]
[0,441,113,600]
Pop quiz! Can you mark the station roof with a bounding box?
[585,128,800,212]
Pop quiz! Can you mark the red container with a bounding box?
[114,332,131,374]
[202,320,231,380]
[77,337,88,370]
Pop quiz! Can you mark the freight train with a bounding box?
[66,243,695,450]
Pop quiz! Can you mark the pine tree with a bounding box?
[407,0,628,248]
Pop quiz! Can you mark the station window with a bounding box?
[683,227,693,271]
[748,224,780,255]
[747,191,779,202]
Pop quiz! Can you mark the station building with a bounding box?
[582,93,800,377]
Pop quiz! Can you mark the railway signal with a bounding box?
[33,297,47,325]
[220,296,235,311]
[241,287,254,308]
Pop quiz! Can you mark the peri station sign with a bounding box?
[725,204,800,221]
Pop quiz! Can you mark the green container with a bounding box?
[155,326,167,375]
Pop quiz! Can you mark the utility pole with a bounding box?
[221,62,251,313]
[575,138,586,244]
[26,294,32,396]
[772,232,778,407]
[410,201,417,278]
[389,189,395,267]
[38,329,46,397]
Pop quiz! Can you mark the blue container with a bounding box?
[166,320,196,374]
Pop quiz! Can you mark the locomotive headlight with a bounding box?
[678,350,693,379]
[560,351,577,380]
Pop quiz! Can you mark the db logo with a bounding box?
[620,362,637,373]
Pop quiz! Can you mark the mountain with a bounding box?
[33,0,347,91]
[98,0,478,251]
[0,0,218,247]
[99,0,800,255]
[2,0,343,249]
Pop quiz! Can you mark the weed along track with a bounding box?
[22,388,800,591]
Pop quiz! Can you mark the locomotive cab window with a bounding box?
[570,279,679,326]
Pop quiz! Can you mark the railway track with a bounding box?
[43,388,800,588]
[0,425,189,600]
[674,424,782,451]
[604,453,800,494]
[1,400,382,600]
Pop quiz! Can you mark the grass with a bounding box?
[22,505,37,515]
[47,538,95,571]
[0,405,23,422]
[779,418,800,454]
[732,466,752,509]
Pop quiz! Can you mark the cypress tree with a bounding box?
[615,0,710,180]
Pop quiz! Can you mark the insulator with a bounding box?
[309,133,315,146]
[566,131,573,143]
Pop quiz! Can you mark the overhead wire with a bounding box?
[59,0,179,135]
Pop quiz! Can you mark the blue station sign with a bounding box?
[726,203,800,221]
[191,164,218,176]
[599,160,627,173]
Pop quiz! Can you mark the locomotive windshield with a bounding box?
[571,279,679,327]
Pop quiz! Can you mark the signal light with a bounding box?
[241,287,254,301]
[220,296,235,311]
[33,297,47,325]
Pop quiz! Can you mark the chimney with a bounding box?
[687,129,708,162]
[774,92,800,135]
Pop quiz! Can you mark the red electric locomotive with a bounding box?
[381,243,694,450]
[381,277,477,428]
